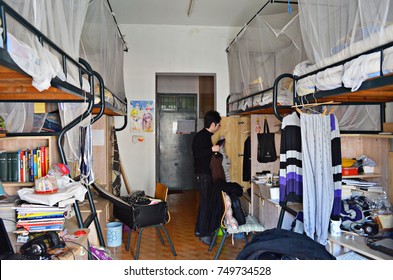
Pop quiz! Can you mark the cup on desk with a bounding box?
[330,219,342,236]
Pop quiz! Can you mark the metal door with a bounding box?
[157,94,197,190]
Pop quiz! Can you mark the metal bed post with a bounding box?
[71,58,106,247]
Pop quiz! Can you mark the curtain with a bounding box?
[301,113,341,245]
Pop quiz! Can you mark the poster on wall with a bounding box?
[130,100,155,133]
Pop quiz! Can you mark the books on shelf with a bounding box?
[342,178,384,199]
[0,146,49,183]
[342,179,378,187]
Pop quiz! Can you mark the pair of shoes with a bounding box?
[200,236,212,246]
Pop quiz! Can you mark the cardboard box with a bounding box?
[376,214,393,229]
[363,166,375,173]
[342,167,358,176]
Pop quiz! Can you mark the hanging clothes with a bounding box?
[111,128,122,197]
[301,113,342,245]
[242,136,251,182]
[279,112,342,246]
[279,112,303,205]
[210,152,226,184]
[330,114,342,220]
[79,125,94,186]
[219,143,232,182]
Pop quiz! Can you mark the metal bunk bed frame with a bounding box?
[272,41,393,122]
[0,0,128,249]
[272,40,393,229]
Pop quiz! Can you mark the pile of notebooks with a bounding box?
[12,203,70,236]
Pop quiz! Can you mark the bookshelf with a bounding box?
[341,134,392,204]
[342,173,382,179]
[0,136,60,195]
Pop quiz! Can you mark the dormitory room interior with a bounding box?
[1,0,393,261]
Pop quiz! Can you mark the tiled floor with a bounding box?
[108,190,247,260]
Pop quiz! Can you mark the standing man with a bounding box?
[192,110,221,246]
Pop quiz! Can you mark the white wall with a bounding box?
[157,75,199,93]
[115,24,238,195]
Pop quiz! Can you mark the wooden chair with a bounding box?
[209,191,265,260]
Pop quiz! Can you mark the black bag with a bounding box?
[132,201,168,229]
[257,119,277,163]
[229,194,246,226]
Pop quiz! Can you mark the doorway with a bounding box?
[156,74,215,190]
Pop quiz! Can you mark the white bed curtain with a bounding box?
[298,0,393,71]
[1,0,92,165]
[300,114,340,245]
[4,0,90,91]
[295,0,393,91]
[324,105,381,132]
[0,103,34,133]
[80,0,126,102]
[227,12,305,109]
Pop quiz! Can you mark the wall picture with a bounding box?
[130,100,154,133]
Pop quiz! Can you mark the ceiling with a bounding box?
[109,0,297,27]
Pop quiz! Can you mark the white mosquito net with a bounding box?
[296,0,393,75]
[80,0,126,103]
[227,11,305,111]
[0,0,92,164]
[294,0,392,131]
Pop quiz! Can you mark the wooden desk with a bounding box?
[328,231,393,260]
[67,195,111,246]
[58,228,90,260]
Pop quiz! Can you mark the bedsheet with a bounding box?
[2,31,90,93]
[296,46,393,96]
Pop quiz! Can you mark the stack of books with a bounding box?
[342,179,384,199]
[12,203,70,236]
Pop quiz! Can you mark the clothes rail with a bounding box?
[106,0,128,52]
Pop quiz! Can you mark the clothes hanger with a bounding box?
[328,107,335,115]
[292,94,340,116]
[291,100,341,108]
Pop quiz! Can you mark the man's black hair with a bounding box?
[204,110,221,128]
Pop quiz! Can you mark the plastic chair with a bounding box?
[209,191,265,260]
[92,182,176,259]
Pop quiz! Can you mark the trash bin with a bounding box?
[106,221,123,247]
